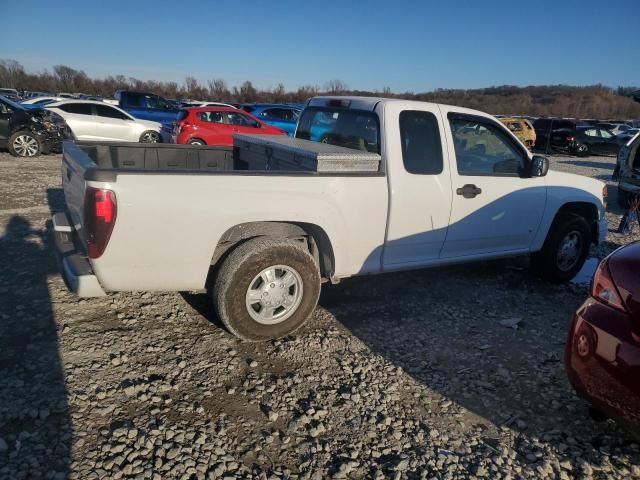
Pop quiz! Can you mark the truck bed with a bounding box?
[73,141,236,172]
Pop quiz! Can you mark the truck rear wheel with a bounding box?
[212,237,321,341]
[531,215,591,283]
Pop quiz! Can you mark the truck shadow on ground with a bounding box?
[0,213,71,479]
[317,257,640,470]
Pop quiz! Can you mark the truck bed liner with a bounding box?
[76,141,235,171]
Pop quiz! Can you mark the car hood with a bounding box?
[135,119,162,130]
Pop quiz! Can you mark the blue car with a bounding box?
[241,104,302,136]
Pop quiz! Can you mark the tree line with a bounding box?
[2,59,639,119]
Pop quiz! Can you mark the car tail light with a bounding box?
[567,136,575,142]
[591,258,626,312]
[602,185,608,210]
[84,187,117,259]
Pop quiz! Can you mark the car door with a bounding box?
[440,111,546,258]
[383,103,452,266]
[225,111,262,139]
[195,110,234,145]
[598,129,619,155]
[94,104,136,141]
[258,108,297,135]
[0,101,11,146]
[57,103,96,140]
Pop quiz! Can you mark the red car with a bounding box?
[565,241,640,434]
[174,107,286,146]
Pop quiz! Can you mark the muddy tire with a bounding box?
[212,237,321,341]
[8,130,41,157]
[531,216,591,283]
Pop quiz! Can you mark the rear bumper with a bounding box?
[52,212,106,297]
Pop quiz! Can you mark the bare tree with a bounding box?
[324,79,348,95]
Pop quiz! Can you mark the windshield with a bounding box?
[0,95,26,110]
[296,107,380,153]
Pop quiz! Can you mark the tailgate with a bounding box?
[61,141,96,248]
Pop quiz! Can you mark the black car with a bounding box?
[549,126,620,156]
[0,96,65,157]
[532,118,591,152]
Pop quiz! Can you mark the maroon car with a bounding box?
[565,241,640,434]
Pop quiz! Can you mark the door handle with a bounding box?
[456,184,482,198]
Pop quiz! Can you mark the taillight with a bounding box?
[591,258,626,312]
[602,185,608,210]
[84,187,117,259]
[567,136,575,142]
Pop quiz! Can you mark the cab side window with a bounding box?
[450,116,525,176]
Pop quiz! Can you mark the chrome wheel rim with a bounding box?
[13,135,39,156]
[141,131,159,143]
[578,144,587,153]
[190,140,203,145]
[557,231,582,272]
[245,265,303,325]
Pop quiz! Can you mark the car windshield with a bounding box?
[296,107,380,153]
[0,95,26,110]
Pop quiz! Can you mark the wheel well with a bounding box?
[210,221,335,280]
[555,202,600,244]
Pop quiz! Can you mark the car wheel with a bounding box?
[576,143,590,157]
[212,237,321,341]
[188,139,205,146]
[8,130,42,158]
[139,130,160,143]
[531,215,591,283]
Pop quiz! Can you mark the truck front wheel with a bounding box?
[212,237,321,341]
[531,216,591,283]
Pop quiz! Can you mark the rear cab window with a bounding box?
[399,111,443,174]
[296,107,380,154]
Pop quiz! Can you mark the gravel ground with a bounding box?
[0,150,639,480]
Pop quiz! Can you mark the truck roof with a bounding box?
[308,96,495,119]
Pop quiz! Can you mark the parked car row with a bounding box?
[532,117,638,157]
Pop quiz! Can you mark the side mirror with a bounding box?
[529,155,549,177]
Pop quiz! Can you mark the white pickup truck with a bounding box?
[54,96,608,341]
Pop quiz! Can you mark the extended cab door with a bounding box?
[382,102,452,266]
[440,110,546,258]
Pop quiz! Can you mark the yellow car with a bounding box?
[499,117,536,150]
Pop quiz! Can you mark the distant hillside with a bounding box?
[349,85,640,119]
[2,59,638,119]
